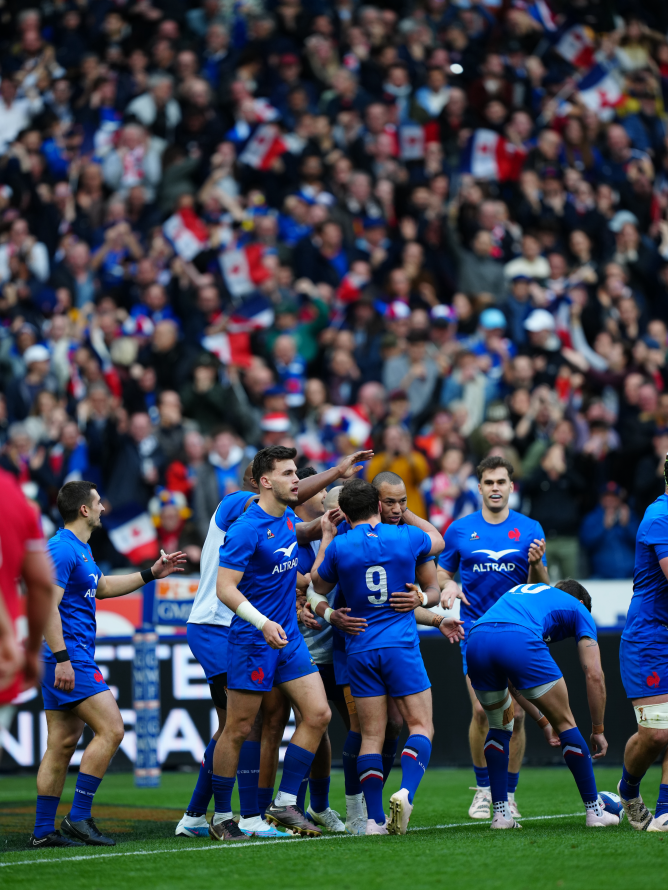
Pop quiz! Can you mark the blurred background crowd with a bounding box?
[1,0,667,580]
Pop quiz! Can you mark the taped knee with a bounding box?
[634,704,668,729]
[475,689,514,732]
[344,685,357,716]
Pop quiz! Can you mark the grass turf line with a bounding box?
[0,767,666,890]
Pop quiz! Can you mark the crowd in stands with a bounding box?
[1,0,668,581]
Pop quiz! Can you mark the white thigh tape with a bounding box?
[634,704,668,729]
[517,680,559,701]
[475,688,514,731]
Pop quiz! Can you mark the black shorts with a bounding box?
[318,663,345,702]
[210,672,228,709]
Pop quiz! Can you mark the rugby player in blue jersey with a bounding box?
[437,455,549,820]
[176,450,370,839]
[211,446,336,840]
[312,478,463,835]
[466,580,617,829]
[29,481,185,849]
[617,466,668,832]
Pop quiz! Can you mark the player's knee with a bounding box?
[472,704,488,728]
[640,726,668,750]
[57,732,81,758]
[306,702,331,732]
[512,708,525,729]
[105,719,125,750]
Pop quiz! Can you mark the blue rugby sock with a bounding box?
[507,770,520,794]
[400,735,432,804]
[309,776,330,812]
[358,753,385,824]
[560,728,597,804]
[619,764,644,800]
[186,737,216,816]
[484,730,511,806]
[70,772,102,822]
[655,784,668,818]
[343,731,362,795]
[33,795,60,839]
[258,786,274,820]
[296,776,308,813]
[237,740,260,817]
[211,774,235,817]
[278,744,315,798]
[473,765,490,788]
[382,737,398,785]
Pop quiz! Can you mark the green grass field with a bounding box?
[1,767,666,889]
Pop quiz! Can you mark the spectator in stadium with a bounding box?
[366,424,429,518]
[579,482,640,579]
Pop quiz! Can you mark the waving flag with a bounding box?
[554,24,595,69]
[576,62,623,112]
[238,125,287,170]
[528,0,558,32]
[105,505,159,565]
[162,207,209,261]
[461,130,527,182]
[399,124,425,160]
[201,332,253,368]
[220,243,272,299]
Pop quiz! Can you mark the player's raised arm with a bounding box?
[527,538,549,585]
[401,509,444,556]
[217,565,288,649]
[296,451,374,505]
[577,636,608,759]
[96,549,187,599]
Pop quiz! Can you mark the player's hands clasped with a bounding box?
[591,731,608,759]
[437,618,465,643]
[150,550,188,579]
[263,620,288,649]
[330,608,368,636]
[54,660,76,692]
[390,583,422,612]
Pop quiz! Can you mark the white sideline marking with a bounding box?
[0,812,583,869]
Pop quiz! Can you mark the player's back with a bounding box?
[623,494,668,644]
[188,490,256,626]
[474,583,596,643]
[323,523,432,653]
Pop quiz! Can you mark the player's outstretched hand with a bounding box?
[151,549,187,579]
[440,582,470,610]
[301,603,322,630]
[437,617,465,643]
[542,721,561,747]
[337,450,375,479]
[330,608,368,636]
[54,660,75,692]
[263,620,288,649]
[591,731,608,759]
[528,538,546,565]
[390,583,422,612]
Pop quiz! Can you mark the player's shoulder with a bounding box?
[444,511,477,538]
[640,496,668,536]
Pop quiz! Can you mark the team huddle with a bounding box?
[27,447,668,847]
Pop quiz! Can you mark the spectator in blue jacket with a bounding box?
[579,482,640,579]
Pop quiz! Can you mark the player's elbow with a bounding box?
[429,534,444,556]
[312,573,327,595]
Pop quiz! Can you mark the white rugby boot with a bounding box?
[617,781,653,830]
[468,786,492,819]
[388,788,413,835]
[365,817,389,835]
[585,807,620,827]
[490,813,522,829]
[238,815,291,838]
[306,806,346,832]
[508,793,522,819]
[345,794,367,835]
[647,813,668,832]
[175,814,210,838]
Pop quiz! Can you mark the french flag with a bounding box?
[554,24,595,69]
[461,129,527,182]
[220,243,272,299]
[162,207,209,261]
[201,332,253,368]
[105,505,159,565]
[238,124,287,170]
[400,124,425,160]
[576,62,623,113]
[528,0,558,32]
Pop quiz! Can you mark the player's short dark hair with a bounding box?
[555,579,592,613]
[339,478,380,523]
[476,455,514,481]
[296,466,317,480]
[371,471,404,491]
[57,481,98,523]
[252,446,297,485]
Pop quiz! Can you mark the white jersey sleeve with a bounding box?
[187,506,234,626]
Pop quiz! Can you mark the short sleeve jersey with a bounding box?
[439,510,547,624]
[317,522,432,654]
[219,502,299,643]
[296,523,335,663]
[474,583,597,644]
[45,528,101,662]
[623,494,668,645]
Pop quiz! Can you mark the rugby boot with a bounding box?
[585,808,620,827]
[237,815,291,838]
[508,793,522,819]
[387,788,413,835]
[468,786,491,819]
[28,830,84,849]
[648,813,668,832]
[208,817,252,842]
[264,802,322,837]
[175,813,210,838]
[61,813,116,846]
[365,818,389,835]
[617,781,653,830]
[490,813,522,829]
[306,805,346,832]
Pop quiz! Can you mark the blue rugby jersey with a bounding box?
[623,494,668,645]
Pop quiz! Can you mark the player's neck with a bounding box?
[294,505,320,522]
[350,514,381,530]
[64,520,92,544]
[258,490,288,517]
[481,503,510,525]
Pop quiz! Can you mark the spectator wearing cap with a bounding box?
[383,329,439,425]
[521,309,563,387]
[5,345,59,424]
[260,411,291,447]
[471,307,517,396]
[366,424,429,518]
[579,482,640,579]
[503,233,550,283]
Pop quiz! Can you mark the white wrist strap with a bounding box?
[323,607,334,624]
[307,586,329,610]
[419,589,429,607]
[236,600,268,630]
